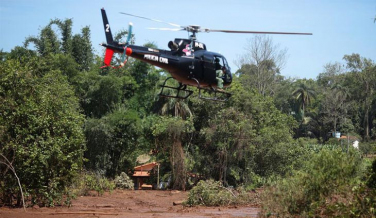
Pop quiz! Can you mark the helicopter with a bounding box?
[100,8,311,101]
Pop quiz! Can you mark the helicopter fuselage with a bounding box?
[123,39,232,89]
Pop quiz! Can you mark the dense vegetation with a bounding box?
[1,18,375,216]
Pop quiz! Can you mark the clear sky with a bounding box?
[1,0,375,79]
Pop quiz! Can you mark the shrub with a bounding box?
[70,171,115,197]
[0,60,85,207]
[325,138,341,146]
[315,158,376,217]
[360,141,376,156]
[325,184,376,217]
[184,179,250,206]
[367,159,376,189]
[114,172,134,189]
[260,148,363,217]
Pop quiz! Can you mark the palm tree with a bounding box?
[292,80,316,120]
[327,83,350,137]
[156,82,192,190]
[160,98,192,119]
[292,80,316,137]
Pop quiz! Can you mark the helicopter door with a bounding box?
[202,55,216,84]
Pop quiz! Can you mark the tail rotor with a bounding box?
[101,8,133,68]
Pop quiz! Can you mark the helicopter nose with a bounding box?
[126,47,132,56]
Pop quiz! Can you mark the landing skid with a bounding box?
[198,87,231,102]
[192,78,231,102]
[159,77,193,99]
[158,77,231,101]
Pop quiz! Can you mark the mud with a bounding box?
[0,190,260,218]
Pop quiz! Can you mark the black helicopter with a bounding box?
[100,8,311,101]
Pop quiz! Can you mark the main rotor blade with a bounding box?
[120,12,182,28]
[148,27,183,31]
[206,29,312,35]
[120,12,312,36]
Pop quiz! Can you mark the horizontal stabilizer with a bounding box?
[104,49,114,66]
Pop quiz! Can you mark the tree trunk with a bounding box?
[172,139,186,190]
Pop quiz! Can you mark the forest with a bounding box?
[1,18,375,217]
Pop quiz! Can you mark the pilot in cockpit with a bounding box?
[215,58,224,89]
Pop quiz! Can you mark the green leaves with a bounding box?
[185,179,250,206]
[0,58,85,206]
[261,148,364,217]
[84,107,142,177]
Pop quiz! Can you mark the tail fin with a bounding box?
[101,8,113,44]
[100,8,131,68]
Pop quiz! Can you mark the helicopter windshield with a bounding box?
[214,56,230,71]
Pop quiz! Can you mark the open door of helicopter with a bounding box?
[202,54,216,83]
[202,55,232,86]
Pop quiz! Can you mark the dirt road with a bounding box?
[0,190,260,218]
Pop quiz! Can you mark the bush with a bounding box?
[325,138,341,146]
[114,172,134,189]
[260,148,363,217]
[0,60,85,207]
[366,158,376,189]
[184,180,250,206]
[316,158,376,217]
[70,171,115,197]
[360,141,376,156]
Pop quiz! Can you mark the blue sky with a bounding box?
[1,0,375,79]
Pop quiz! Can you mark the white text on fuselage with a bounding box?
[144,54,168,64]
[194,42,204,49]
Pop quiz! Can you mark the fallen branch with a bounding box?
[223,187,236,198]
[0,154,26,211]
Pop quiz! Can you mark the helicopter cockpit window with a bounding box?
[214,57,222,69]
[223,58,229,69]
[214,56,226,68]
[214,56,232,83]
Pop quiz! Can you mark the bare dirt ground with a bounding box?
[0,190,261,218]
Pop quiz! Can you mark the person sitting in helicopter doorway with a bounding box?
[215,58,224,90]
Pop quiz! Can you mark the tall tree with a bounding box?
[343,54,376,140]
[84,107,141,177]
[0,58,85,206]
[24,19,93,72]
[72,26,94,71]
[24,25,60,56]
[49,18,73,55]
[321,83,350,137]
[317,62,344,88]
[292,79,316,122]
[157,96,192,190]
[237,35,287,96]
